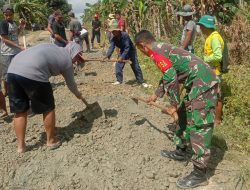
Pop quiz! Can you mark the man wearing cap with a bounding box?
[176,4,196,53]
[68,11,90,52]
[7,42,85,153]
[197,15,225,125]
[91,14,101,48]
[103,21,147,87]
[52,10,68,47]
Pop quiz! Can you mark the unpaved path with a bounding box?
[0,31,248,190]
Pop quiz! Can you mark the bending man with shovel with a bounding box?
[135,30,220,189]
[7,42,86,153]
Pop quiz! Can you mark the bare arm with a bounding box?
[17,19,26,35]
[182,30,192,49]
[47,23,53,35]
[61,67,81,98]
[54,34,68,44]
[69,31,74,41]
[1,35,24,50]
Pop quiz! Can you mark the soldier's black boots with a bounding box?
[161,147,190,161]
[176,165,208,189]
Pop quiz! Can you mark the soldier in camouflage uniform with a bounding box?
[135,30,220,189]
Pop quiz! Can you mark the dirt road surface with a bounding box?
[0,31,248,190]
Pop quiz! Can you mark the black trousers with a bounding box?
[91,30,100,44]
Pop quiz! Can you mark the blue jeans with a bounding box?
[115,51,144,83]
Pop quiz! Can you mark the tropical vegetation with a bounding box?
[83,0,250,154]
[0,0,71,28]
[0,0,249,153]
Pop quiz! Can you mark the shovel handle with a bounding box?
[22,35,26,49]
[81,98,89,107]
[131,96,178,122]
[83,57,132,64]
[132,96,166,110]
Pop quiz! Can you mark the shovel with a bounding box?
[80,98,103,122]
[131,96,178,122]
[80,56,132,64]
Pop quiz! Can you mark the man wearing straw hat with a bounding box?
[105,13,116,42]
[103,21,148,87]
[176,4,196,53]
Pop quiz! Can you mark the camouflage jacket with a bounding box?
[152,42,220,107]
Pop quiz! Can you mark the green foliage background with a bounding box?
[0,0,71,28]
[82,0,250,154]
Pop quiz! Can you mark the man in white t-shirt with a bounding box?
[177,4,196,53]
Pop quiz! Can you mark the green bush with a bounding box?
[214,65,250,153]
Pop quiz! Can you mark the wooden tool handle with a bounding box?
[132,96,178,122]
[81,98,89,107]
[132,96,167,110]
[22,35,26,49]
[82,57,131,64]
[132,96,177,117]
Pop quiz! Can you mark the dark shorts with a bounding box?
[7,73,55,114]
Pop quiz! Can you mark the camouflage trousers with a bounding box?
[173,84,218,168]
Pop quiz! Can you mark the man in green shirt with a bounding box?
[197,15,224,126]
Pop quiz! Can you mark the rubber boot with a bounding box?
[161,147,190,161]
[176,165,208,189]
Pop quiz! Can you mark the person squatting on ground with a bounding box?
[68,11,90,52]
[91,14,101,48]
[176,4,196,53]
[135,30,220,189]
[103,21,148,88]
[7,42,85,153]
[0,5,25,112]
[197,15,225,126]
[52,10,68,47]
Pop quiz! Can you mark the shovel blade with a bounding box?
[82,102,103,122]
[131,97,139,105]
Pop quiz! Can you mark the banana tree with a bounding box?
[14,0,49,28]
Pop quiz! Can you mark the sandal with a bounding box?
[47,141,62,150]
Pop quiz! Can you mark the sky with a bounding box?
[67,0,98,21]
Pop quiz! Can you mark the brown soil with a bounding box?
[0,31,249,190]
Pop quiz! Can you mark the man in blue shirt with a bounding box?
[104,21,147,87]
